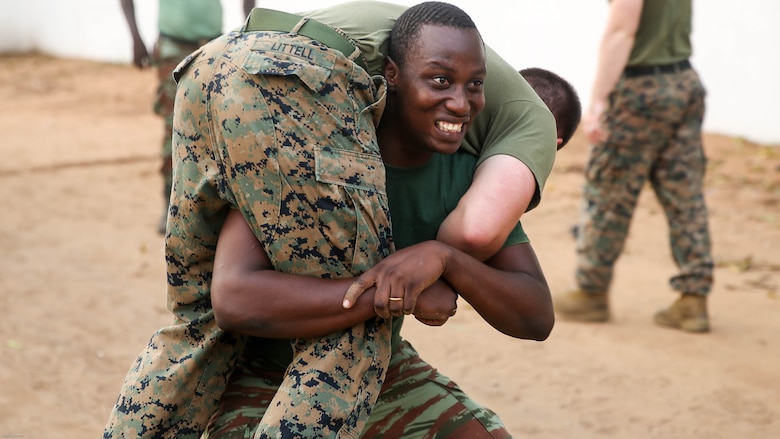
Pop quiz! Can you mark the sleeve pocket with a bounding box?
[242,39,335,93]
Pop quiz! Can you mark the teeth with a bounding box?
[437,121,462,133]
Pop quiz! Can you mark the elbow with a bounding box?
[211,284,243,332]
[212,304,242,333]
[504,297,555,341]
[212,277,268,334]
[509,313,554,342]
[456,226,504,261]
[527,312,555,341]
[528,293,556,341]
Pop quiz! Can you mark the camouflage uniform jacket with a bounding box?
[103,19,391,438]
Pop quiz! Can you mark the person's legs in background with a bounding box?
[650,69,713,333]
[152,36,200,234]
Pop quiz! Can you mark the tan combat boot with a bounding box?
[554,289,609,322]
[653,294,710,333]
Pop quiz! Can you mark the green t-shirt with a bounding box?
[158,0,223,42]
[386,151,529,250]
[243,0,549,371]
[384,151,530,350]
[253,151,530,370]
[628,0,693,66]
[303,1,557,212]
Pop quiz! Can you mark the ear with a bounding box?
[383,56,400,91]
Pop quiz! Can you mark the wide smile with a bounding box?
[435,120,465,134]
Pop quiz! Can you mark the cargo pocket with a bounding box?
[314,145,389,274]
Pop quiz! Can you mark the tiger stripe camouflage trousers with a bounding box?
[575,67,714,296]
[205,341,511,438]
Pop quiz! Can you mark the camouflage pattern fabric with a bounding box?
[103,29,393,439]
[575,68,713,296]
[206,341,511,439]
[151,35,203,193]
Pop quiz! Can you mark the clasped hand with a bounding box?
[342,241,458,326]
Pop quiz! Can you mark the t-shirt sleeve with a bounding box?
[503,220,530,247]
[461,45,557,212]
[476,99,556,207]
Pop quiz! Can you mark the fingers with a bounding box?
[343,276,374,309]
[402,292,419,315]
[343,270,409,318]
[373,280,406,318]
[344,273,413,318]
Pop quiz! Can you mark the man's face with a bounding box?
[389,24,486,165]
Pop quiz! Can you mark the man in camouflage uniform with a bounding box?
[105,9,392,439]
[120,0,255,234]
[555,0,713,333]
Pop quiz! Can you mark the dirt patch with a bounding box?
[1,54,778,438]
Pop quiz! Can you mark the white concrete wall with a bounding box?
[2,0,778,144]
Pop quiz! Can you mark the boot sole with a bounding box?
[653,314,710,333]
[557,309,609,323]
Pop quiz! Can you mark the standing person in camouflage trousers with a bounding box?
[555,0,714,333]
[119,0,255,234]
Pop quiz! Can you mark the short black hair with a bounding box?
[520,67,582,149]
[388,1,479,68]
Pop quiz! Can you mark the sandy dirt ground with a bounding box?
[1,54,779,438]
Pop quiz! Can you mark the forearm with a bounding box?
[119,0,142,38]
[243,0,255,17]
[212,269,379,339]
[590,30,634,106]
[439,243,553,340]
[590,0,643,105]
[212,208,380,339]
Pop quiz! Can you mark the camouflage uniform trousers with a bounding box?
[205,340,512,439]
[151,35,206,200]
[104,30,392,438]
[575,67,714,296]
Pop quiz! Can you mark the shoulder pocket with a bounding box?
[242,37,336,93]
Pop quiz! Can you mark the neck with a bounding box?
[378,106,434,168]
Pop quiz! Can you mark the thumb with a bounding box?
[343,275,376,309]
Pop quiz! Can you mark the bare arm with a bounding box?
[455,241,553,340]
[345,239,554,341]
[243,0,255,17]
[119,0,149,68]
[584,0,643,144]
[211,209,457,338]
[436,154,536,261]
